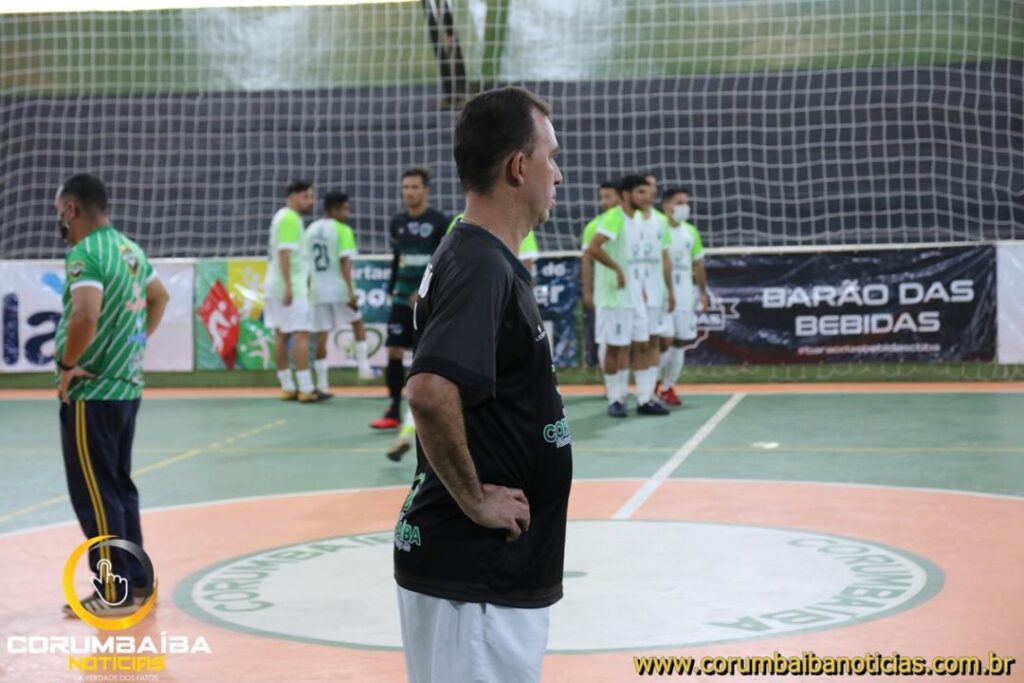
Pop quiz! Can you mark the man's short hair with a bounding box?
[402,168,431,187]
[324,191,349,213]
[617,174,648,194]
[599,181,618,191]
[286,180,313,196]
[661,187,689,203]
[58,174,109,213]
[453,86,553,195]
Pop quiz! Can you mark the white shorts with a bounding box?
[310,302,362,333]
[644,305,665,338]
[264,297,311,334]
[397,585,549,683]
[660,306,698,341]
[596,307,650,346]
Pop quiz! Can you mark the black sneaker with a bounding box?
[607,401,627,418]
[315,390,334,402]
[637,401,670,416]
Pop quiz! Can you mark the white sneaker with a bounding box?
[357,366,376,380]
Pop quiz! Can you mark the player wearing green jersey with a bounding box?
[587,174,675,417]
[656,188,709,406]
[580,181,620,369]
[53,174,169,618]
[305,191,374,399]
[265,180,316,402]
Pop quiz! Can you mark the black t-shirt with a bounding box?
[393,222,574,609]
[387,207,448,304]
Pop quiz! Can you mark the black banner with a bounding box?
[534,256,581,368]
[685,246,996,364]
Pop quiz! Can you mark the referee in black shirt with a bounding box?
[393,87,571,683]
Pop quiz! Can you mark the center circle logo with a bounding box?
[175,520,941,652]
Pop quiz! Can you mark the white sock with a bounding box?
[617,369,631,402]
[295,369,314,394]
[355,340,369,369]
[314,359,329,392]
[658,349,672,383]
[598,343,607,370]
[636,367,659,405]
[664,348,685,390]
[604,373,619,404]
[277,369,296,392]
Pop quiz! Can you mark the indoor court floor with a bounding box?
[1,383,1022,682]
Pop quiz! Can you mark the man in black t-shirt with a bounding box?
[370,168,448,431]
[394,87,569,683]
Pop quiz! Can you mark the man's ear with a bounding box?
[506,151,526,188]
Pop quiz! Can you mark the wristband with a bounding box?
[56,358,76,371]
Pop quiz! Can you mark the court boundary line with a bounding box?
[612,393,747,519]
[3,475,1022,541]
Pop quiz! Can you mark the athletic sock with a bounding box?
[617,369,631,403]
[295,369,315,394]
[635,367,658,405]
[355,341,370,370]
[604,373,619,404]
[314,359,329,392]
[277,370,296,392]
[386,357,404,416]
[658,348,672,384]
[399,408,416,437]
[665,348,685,390]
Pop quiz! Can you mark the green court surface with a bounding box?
[2,390,1022,537]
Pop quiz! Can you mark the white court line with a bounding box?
[4,473,1020,542]
[613,393,746,520]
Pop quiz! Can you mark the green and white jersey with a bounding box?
[667,221,705,308]
[580,212,607,251]
[594,207,671,309]
[304,218,358,304]
[631,209,672,308]
[447,213,539,263]
[264,207,308,301]
[54,225,154,401]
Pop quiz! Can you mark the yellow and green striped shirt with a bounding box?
[54,225,154,401]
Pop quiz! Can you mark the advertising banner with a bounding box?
[194,257,393,370]
[685,246,996,364]
[997,243,1024,364]
[534,256,580,368]
[1,259,194,373]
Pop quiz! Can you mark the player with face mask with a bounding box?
[656,188,709,406]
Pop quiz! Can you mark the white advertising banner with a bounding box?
[997,243,1024,364]
[0,259,195,373]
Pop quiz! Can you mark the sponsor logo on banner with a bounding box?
[685,246,996,364]
[1,260,194,373]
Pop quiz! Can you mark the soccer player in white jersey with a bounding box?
[305,191,374,400]
[587,174,674,417]
[657,188,709,406]
[580,181,621,371]
[264,180,316,402]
